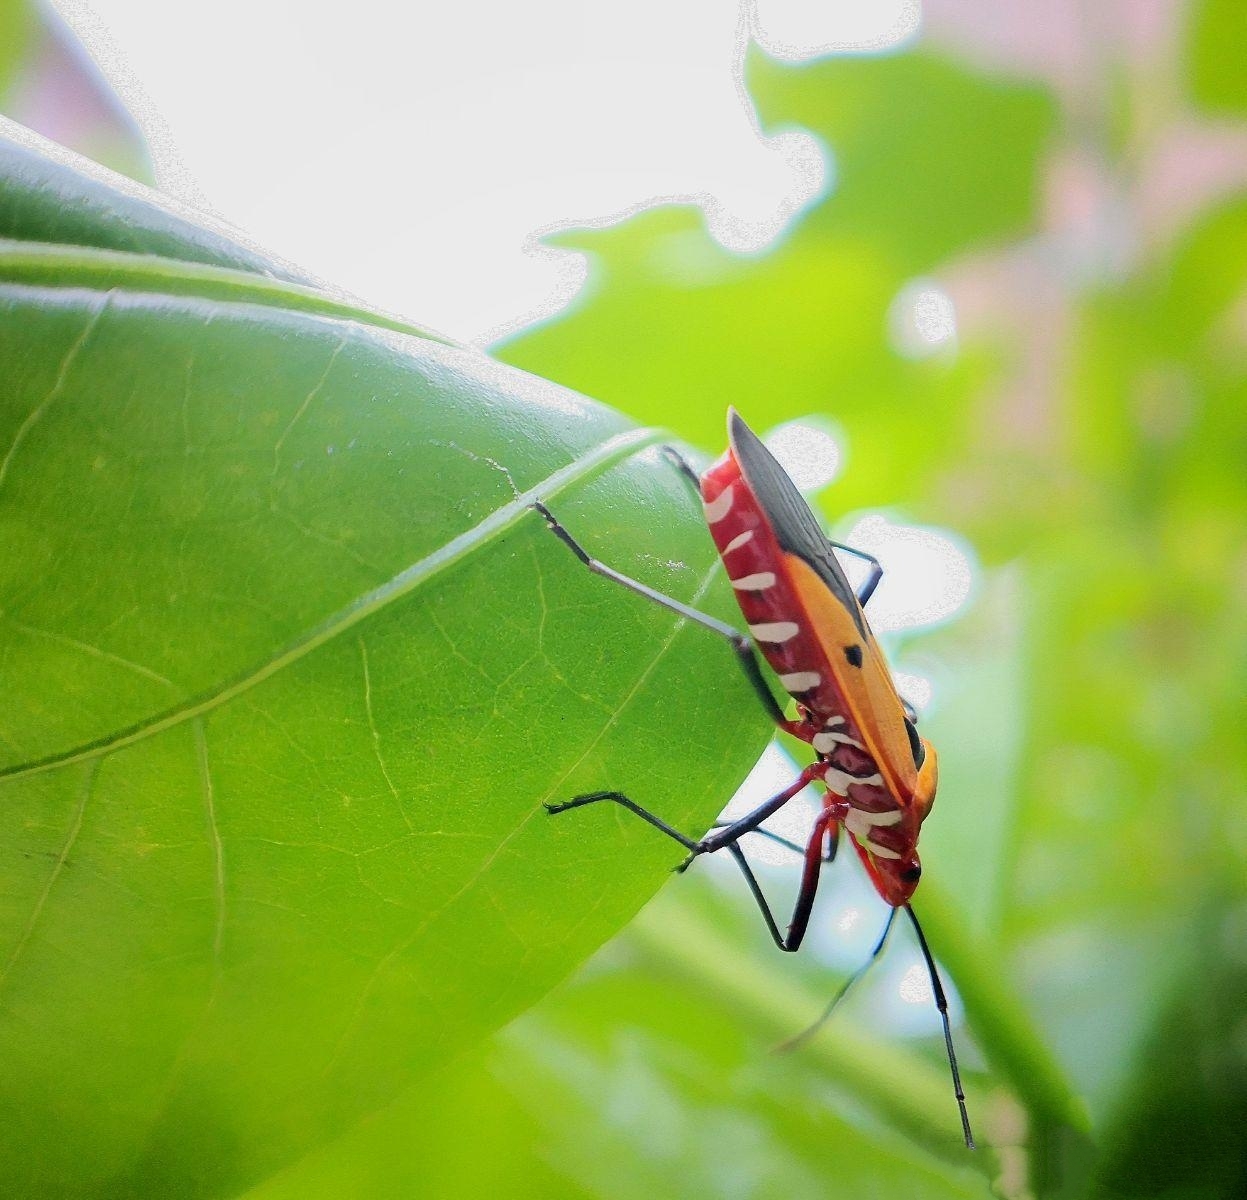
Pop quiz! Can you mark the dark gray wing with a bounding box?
[728,409,868,640]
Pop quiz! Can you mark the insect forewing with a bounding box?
[726,411,920,802]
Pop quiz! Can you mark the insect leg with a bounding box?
[544,791,698,851]
[710,819,838,863]
[775,906,899,1053]
[532,501,787,727]
[549,765,822,874]
[721,809,837,953]
[904,904,975,1149]
[830,540,884,606]
[659,444,703,492]
[661,438,884,606]
[695,763,826,855]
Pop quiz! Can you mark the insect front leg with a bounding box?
[532,500,789,728]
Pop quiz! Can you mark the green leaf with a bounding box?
[747,48,1057,271]
[1089,910,1247,1200]
[1188,0,1247,114]
[0,117,311,282]
[0,1,34,100]
[0,124,770,1195]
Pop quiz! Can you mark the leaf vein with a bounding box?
[194,718,226,966]
[270,335,347,475]
[0,294,108,495]
[319,555,722,1074]
[0,425,663,783]
[359,635,414,833]
[0,759,97,989]
[1,613,179,690]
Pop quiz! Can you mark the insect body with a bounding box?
[536,409,973,1148]
[699,414,939,908]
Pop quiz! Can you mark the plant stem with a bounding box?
[628,894,999,1178]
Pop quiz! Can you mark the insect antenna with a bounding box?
[775,906,898,1054]
[904,904,975,1149]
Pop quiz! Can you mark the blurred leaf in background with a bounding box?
[0,0,149,181]
[1189,0,1247,115]
[494,2,1247,1199]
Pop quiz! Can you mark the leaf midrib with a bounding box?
[0,425,664,781]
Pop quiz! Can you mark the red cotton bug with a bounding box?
[534,408,974,1148]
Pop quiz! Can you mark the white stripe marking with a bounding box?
[865,841,902,860]
[813,716,864,753]
[703,486,734,524]
[779,671,821,693]
[824,768,884,796]
[845,807,904,859]
[722,529,754,554]
[731,572,776,590]
[749,621,799,644]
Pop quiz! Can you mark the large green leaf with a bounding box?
[0,123,769,1195]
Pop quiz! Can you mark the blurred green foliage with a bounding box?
[1189,0,1247,114]
[493,13,1247,1200]
[0,0,33,95]
[2,3,1246,1198]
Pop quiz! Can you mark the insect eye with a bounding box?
[901,863,922,884]
[904,718,925,770]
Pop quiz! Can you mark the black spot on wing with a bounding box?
[728,410,868,639]
[844,644,863,667]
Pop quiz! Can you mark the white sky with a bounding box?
[51,0,918,343]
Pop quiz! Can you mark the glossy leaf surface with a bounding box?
[0,125,769,1195]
